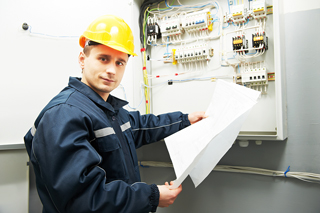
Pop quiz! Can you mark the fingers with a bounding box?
[175,184,182,194]
[157,183,183,208]
[188,111,208,124]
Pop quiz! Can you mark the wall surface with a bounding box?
[137,2,320,213]
[0,0,137,146]
[0,150,29,213]
[1,0,320,213]
[0,0,137,212]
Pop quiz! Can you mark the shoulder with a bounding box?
[35,88,94,127]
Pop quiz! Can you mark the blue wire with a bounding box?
[284,166,290,178]
[139,161,149,168]
[149,42,172,46]
[28,25,77,39]
[166,36,170,56]
[171,76,214,82]
[165,0,214,9]
[227,53,237,60]
[244,18,249,25]
[120,84,144,110]
[223,22,229,29]
[246,51,257,55]
[213,1,219,16]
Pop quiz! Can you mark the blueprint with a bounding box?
[164,79,261,188]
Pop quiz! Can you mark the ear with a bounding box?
[78,52,85,69]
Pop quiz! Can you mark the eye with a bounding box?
[100,57,107,62]
[117,61,125,66]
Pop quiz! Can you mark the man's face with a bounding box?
[79,45,128,101]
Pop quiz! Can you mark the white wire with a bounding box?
[143,74,232,88]
[139,161,320,184]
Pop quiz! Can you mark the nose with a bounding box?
[106,64,116,75]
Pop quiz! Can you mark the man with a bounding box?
[24,15,206,212]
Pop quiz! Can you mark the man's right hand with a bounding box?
[157,181,182,207]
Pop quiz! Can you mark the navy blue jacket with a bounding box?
[24,77,190,213]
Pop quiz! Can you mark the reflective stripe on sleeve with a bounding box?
[94,122,131,138]
[31,125,36,136]
[94,127,115,138]
[120,121,131,132]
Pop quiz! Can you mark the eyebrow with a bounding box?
[98,54,128,64]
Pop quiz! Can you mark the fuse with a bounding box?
[252,0,267,19]
[230,4,247,24]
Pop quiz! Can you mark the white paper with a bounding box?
[164,79,261,189]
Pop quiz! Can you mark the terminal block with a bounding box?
[252,32,268,51]
[232,35,248,53]
[174,43,212,64]
[147,22,161,39]
[241,67,268,90]
[182,9,212,33]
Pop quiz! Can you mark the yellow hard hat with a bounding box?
[79,15,137,56]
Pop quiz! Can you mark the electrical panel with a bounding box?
[136,0,286,141]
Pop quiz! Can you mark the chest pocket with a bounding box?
[91,130,128,182]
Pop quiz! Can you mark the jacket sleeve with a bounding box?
[129,111,191,149]
[30,104,159,213]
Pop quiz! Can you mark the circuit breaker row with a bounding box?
[225,0,272,24]
[174,43,213,64]
[147,9,213,40]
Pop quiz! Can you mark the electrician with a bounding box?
[24,15,206,213]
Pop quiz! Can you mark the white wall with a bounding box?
[0,150,29,213]
[0,0,137,146]
[0,0,139,212]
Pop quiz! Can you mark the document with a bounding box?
[164,79,261,188]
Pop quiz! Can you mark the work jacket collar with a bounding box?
[68,77,128,113]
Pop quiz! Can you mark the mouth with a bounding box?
[101,77,115,83]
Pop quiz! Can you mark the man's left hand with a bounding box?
[188,111,208,125]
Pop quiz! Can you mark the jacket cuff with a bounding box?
[181,113,191,129]
[149,184,159,212]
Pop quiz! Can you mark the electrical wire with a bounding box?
[26,25,78,39]
[139,1,222,113]
[142,74,232,88]
[119,84,144,110]
[139,0,164,45]
[143,8,151,114]
[138,161,320,184]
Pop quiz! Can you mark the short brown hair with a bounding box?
[83,40,131,58]
[83,40,101,56]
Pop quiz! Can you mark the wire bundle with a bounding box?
[139,161,320,184]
